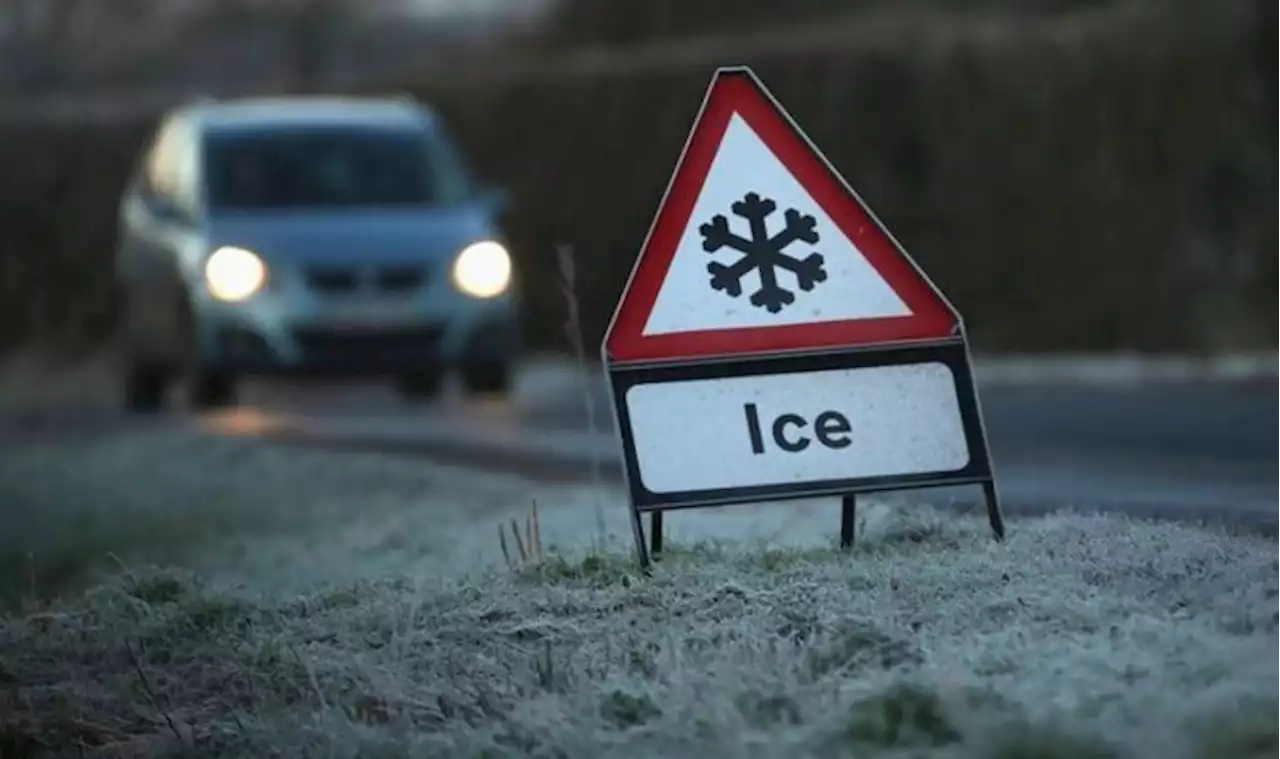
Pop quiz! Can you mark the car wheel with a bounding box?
[397,370,444,401]
[190,370,237,410]
[460,361,512,397]
[123,361,168,413]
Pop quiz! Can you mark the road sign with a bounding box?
[601,66,1003,568]
[605,68,959,365]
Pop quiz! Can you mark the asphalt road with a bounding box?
[536,375,1277,527]
[2,358,1273,532]
[520,373,1277,460]
[175,361,1277,533]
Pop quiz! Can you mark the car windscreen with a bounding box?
[202,125,475,211]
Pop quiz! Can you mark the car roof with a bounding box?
[181,95,436,134]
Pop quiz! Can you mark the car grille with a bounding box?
[292,325,444,366]
[304,266,429,295]
[305,267,359,295]
[375,266,426,293]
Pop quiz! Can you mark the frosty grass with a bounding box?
[0,430,1275,758]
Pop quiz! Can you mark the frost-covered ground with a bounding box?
[0,429,573,604]
[0,430,1276,758]
[0,426,1008,600]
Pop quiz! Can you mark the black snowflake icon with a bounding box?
[699,192,827,313]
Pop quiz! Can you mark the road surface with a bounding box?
[173,358,1278,533]
[0,356,1273,531]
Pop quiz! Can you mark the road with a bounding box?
[0,355,1272,531]
[175,358,1277,533]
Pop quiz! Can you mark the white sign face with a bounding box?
[641,113,912,337]
[624,362,970,494]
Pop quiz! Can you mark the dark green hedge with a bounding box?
[0,5,1272,355]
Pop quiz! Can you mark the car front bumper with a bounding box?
[190,286,521,376]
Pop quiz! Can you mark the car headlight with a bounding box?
[205,246,267,302]
[452,240,512,299]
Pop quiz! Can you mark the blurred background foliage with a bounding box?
[0,0,1273,356]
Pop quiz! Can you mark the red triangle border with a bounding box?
[604,68,959,364]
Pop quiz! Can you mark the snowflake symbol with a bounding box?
[699,191,827,313]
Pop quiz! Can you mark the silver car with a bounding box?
[114,95,520,411]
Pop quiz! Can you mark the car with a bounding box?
[113,94,521,412]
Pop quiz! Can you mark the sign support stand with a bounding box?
[983,481,1006,539]
[839,494,857,549]
[635,481,1001,570]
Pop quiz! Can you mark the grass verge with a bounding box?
[0,429,548,609]
[1,504,1275,759]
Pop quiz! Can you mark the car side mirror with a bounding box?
[148,196,194,227]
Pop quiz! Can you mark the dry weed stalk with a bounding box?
[499,499,544,571]
[288,643,330,713]
[556,244,608,552]
[125,640,185,744]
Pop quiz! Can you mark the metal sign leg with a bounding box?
[982,480,1006,540]
[629,506,651,570]
[650,510,664,557]
[839,494,857,550]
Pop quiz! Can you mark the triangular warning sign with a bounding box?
[605,67,960,365]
